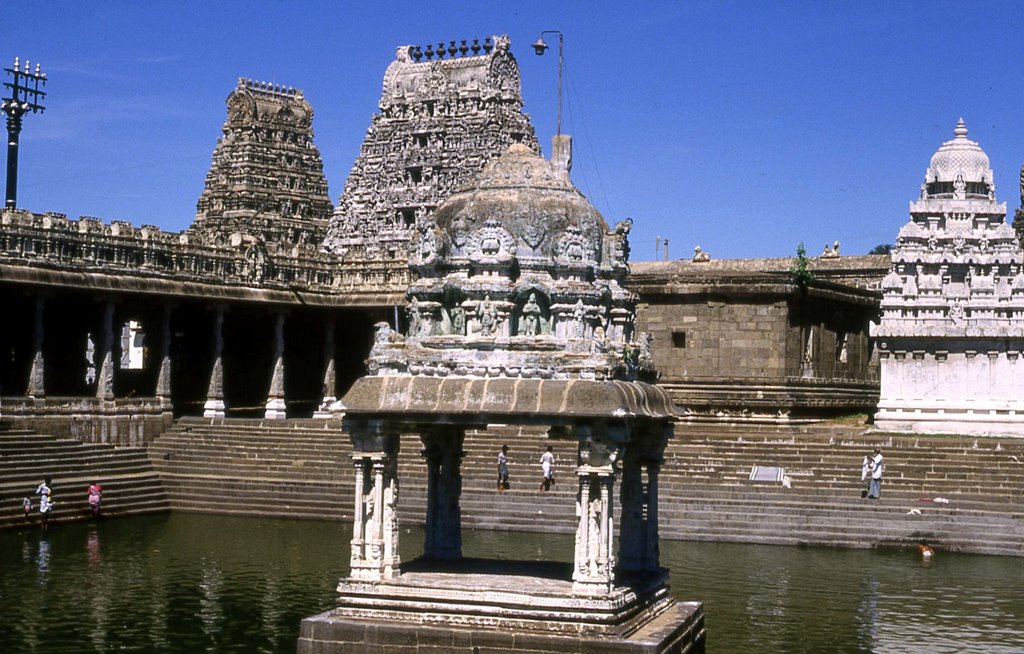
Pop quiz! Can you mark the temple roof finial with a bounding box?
[954,117,968,138]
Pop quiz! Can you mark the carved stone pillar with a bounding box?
[573,467,616,596]
[203,306,226,418]
[155,305,172,409]
[25,296,45,398]
[264,311,287,419]
[313,316,339,418]
[348,420,401,581]
[95,302,115,401]
[421,427,464,561]
[572,422,628,596]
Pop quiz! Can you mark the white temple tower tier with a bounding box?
[872,119,1024,436]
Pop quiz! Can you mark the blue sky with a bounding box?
[2,1,1022,261]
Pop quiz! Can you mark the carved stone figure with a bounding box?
[479,295,497,337]
[573,299,586,339]
[450,306,465,336]
[407,297,423,338]
[520,292,542,336]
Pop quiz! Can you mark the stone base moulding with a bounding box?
[298,562,705,653]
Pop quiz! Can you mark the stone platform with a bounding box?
[298,559,705,653]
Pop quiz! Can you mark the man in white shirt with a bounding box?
[867,448,884,499]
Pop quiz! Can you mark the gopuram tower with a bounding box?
[873,119,1024,435]
[299,141,705,652]
[321,35,539,259]
[191,78,334,249]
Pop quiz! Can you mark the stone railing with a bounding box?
[0,209,409,297]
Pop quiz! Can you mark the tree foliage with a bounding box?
[792,241,815,288]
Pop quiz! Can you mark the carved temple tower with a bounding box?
[299,141,704,652]
[321,35,539,258]
[191,78,333,249]
[873,119,1024,435]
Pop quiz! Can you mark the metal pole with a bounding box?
[2,58,47,210]
[556,33,563,136]
[5,109,22,208]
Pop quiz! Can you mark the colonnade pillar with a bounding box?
[421,427,464,561]
[314,316,339,418]
[155,304,172,410]
[25,296,45,398]
[95,302,115,401]
[203,305,226,418]
[348,420,401,581]
[264,311,287,419]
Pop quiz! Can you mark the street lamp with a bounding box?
[532,30,563,136]
[2,57,47,209]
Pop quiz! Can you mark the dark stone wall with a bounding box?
[638,297,791,382]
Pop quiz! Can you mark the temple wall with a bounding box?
[638,298,790,382]
[632,274,880,418]
[876,347,1024,434]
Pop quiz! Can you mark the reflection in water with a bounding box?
[36,537,50,579]
[0,515,1022,654]
[86,527,101,566]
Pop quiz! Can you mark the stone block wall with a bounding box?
[637,298,790,382]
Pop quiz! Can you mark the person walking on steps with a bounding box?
[867,448,884,499]
[497,445,510,492]
[539,445,555,492]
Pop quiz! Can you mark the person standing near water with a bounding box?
[35,477,53,530]
[497,445,510,492]
[867,448,884,499]
[539,446,555,492]
[88,482,103,518]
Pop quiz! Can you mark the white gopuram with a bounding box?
[873,119,1024,435]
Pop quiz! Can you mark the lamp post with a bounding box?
[532,30,563,136]
[3,57,47,209]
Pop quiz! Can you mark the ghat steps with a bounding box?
[0,425,170,528]
[146,418,1024,556]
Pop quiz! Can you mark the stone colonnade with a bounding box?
[345,418,668,595]
[0,289,380,424]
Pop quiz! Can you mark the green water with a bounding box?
[2,514,1022,653]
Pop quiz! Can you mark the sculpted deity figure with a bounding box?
[407,297,423,338]
[521,292,542,336]
[417,223,437,262]
[479,295,498,337]
[954,175,966,199]
[450,306,466,335]
[949,301,964,325]
[573,299,586,339]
